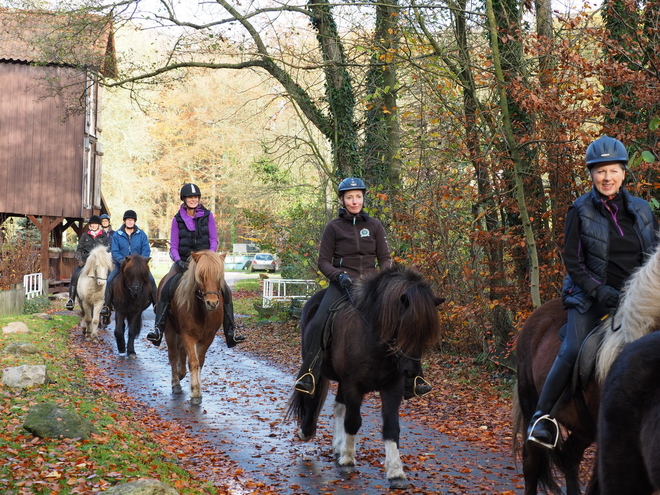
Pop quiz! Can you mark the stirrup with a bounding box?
[527,414,559,449]
[413,376,432,397]
[294,372,316,395]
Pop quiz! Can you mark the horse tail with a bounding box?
[511,386,523,462]
[285,378,330,441]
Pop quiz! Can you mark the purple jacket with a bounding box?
[169,204,218,262]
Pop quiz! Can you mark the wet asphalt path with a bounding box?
[86,272,524,494]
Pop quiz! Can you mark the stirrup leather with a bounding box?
[294,372,316,395]
[527,414,559,449]
[413,376,432,397]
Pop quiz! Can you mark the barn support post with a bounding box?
[27,215,64,282]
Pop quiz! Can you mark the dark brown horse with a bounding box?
[160,250,226,405]
[598,331,660,495]
[513,243,660,494]
[112,254,153,357]
[512,298,600,495]
[286,265,444,490]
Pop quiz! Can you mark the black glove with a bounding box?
[337,272,353,289]
[595,285,620,310]
[176,259,188,272]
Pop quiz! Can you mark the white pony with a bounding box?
[597,239,660,382]
[75,245,113,343]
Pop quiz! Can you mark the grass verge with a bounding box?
[0,312,224,494]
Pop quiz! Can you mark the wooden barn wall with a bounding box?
[0,62,86,219]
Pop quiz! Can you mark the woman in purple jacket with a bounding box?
[293,178,431,399]
[146,183,245,347]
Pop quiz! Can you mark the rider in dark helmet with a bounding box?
[100,209,157,324]
[146,183,245,348]
[65,215,110,310]
[293,178,432,399]
[526,136,659,449]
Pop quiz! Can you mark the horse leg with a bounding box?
[332,400,347,456]
[167,332,185,394]
[126,312,142,358]
[337,387,363,467]
[380,389,406,489]
[114,312,126,354]
[89,299,102,343]
[559,433,593,495]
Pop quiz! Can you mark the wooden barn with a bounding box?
[0,8,116,288]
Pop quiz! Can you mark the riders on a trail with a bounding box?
[526,135,659,449]
[293,177,432,399]
[65,215,110,310]
[146,183,245,348]
[100,210,156,323]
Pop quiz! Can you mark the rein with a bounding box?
[196,289,222,300]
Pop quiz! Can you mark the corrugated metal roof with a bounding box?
[0,8,116,78]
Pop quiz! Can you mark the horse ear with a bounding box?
[435,296,446,307]
[219,252,227,260]
[190,252,201,263]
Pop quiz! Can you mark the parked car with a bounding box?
[250,253,277,273]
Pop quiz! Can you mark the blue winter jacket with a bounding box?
[111,225,151,267]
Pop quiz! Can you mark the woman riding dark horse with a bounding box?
[100,210,157,324]
[294,177,431,399]
[527,135,659,449]
[147,183,245,348]
[66,215,109,310]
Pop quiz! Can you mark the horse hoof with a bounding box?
[190,397,202,406]
[297,428,311,442]
[172,386,183,394]
[388,477,408,490]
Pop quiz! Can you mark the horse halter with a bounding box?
[196,288,222,300]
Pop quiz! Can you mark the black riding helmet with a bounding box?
[89,215,102,225]
[123,210,137,221]
[180,183,201,201]
[337,177,366,197]
[586,135,628,170]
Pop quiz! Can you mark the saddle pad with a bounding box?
[574,321,607,389]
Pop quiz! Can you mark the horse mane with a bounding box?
[597,240,660,383]
[175,250,225,314]
[81,245,113,276]
[352,264,442,356]
[114,255,151,301]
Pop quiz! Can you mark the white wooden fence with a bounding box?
[23,273,43,300]
[262,279,317,308]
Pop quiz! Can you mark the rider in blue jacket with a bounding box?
[100,210,157,320]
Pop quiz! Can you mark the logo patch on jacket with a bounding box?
[360,228,370,238]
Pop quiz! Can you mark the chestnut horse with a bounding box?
[286,265,444,490]
[160,250,226,405]
[111,255,153,357]
[513,242,660,494]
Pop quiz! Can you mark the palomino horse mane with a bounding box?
[81,245,113,276]
[174,250,226,314]
[596,240,660,383]
[351,264,442,358]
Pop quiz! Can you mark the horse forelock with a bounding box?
[354,265,441,356]
[81,246,113,276]
[175,251,225,314]
[597,242,660,383]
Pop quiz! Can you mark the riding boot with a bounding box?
[221,285,245,348]
[100,281,113,325]
[223,300,245,348]
[66,280,76,310]
[527,356,574,449]
[147,301,168,346]
[404,374,432,399]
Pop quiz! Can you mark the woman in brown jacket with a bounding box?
[294,178,431,399]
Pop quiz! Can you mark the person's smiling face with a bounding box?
[591,162,625,197]
[342,190,364,215]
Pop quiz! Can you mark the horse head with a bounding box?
[85,246,112,287]
[120,255,151,298]
[179,251,226,312]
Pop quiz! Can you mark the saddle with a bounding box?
[571,315,612,391]
[320,294,349,351]
[160,271,184,302]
